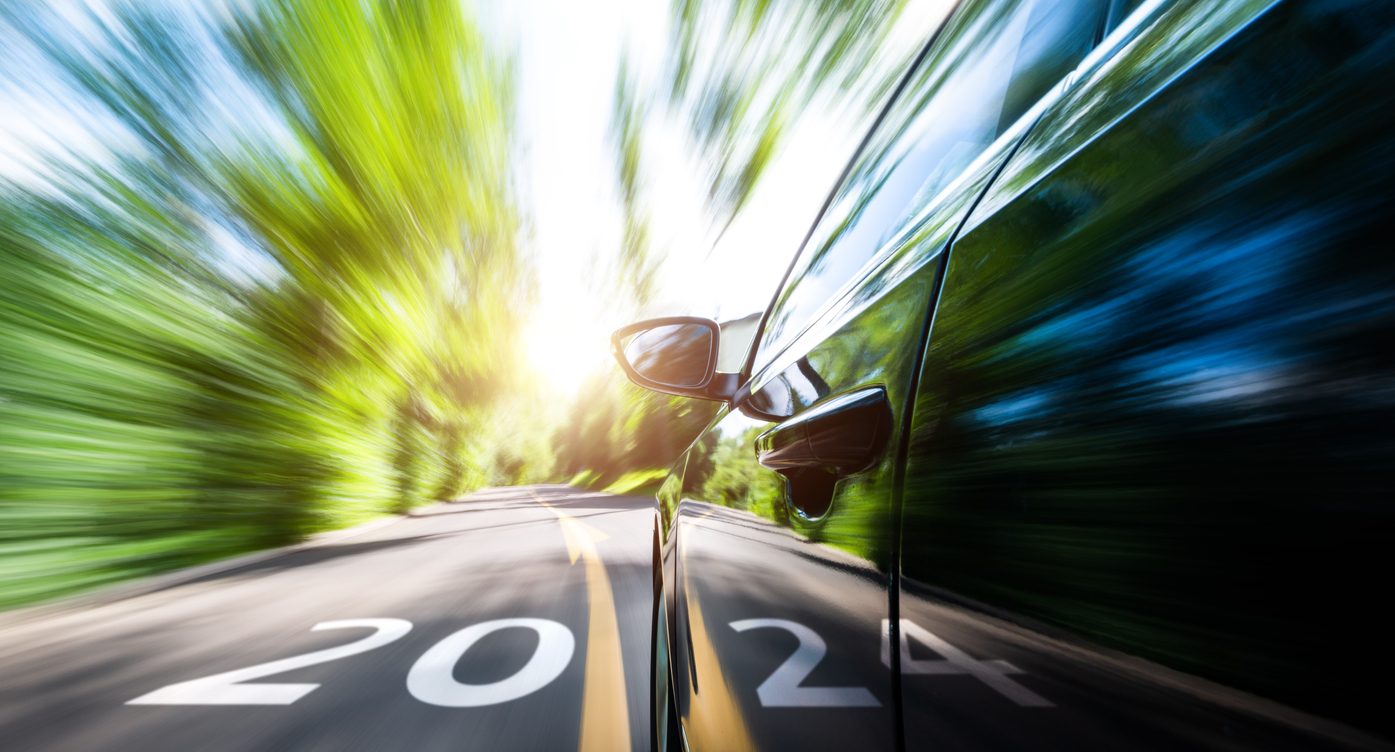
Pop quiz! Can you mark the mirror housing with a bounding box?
[610,317,739,401]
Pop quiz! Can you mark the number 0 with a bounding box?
[407,618,575,707]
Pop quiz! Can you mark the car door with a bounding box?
[660,0,1117,748]
[897,0,1395,747]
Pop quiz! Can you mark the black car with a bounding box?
[611,0,1395,748]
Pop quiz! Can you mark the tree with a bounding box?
[666,0,918,238]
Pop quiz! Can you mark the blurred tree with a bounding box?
[666,0,921,238]
[0,0,525,608]
[222,0,526,510]
[612,55,663,309]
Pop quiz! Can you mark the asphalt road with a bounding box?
[0,485,652,752]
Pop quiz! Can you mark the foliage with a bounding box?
[550,371,719,492]
[600,468,670,496]
[0,0,523,609]
[611,56,662,308]
[665,0,919,236]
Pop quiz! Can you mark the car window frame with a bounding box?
[739,0,1129,397]
[736,3,964,387]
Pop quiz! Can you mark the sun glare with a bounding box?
[524,310,616,396]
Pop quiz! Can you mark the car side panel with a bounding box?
[898,0,1395,746]
[670,272,937,751]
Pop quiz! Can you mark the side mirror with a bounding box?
[610,317,739,401]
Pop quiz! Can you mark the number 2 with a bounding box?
[729,619,879,707]
[127,619,412,705]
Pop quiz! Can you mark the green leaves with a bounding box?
[224,0,520,375]
[0,0,524,608]
[666,0,915,233]
[611,56,661,311]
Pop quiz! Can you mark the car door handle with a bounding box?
[755,387,893,476]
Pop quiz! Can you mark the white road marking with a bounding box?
[882,619,1053,707]
[730,619,880,707]
[127,619,412,706]
[407,618,575,707]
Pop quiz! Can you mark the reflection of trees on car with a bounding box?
[901,0,1395,733]
[694,427,785,520]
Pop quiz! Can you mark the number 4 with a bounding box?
[881,619,1052,707]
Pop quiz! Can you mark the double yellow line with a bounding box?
[532,489,631,752]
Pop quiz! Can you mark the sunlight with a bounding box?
[524,305,617,396]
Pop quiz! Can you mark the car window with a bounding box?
[716,312,761,372]
[752,0,1109,375]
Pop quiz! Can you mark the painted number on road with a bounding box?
[127,619,413,705]
[407,618,575,707]
[127,617,577,708]
[882,619,1053,707]
[729,619,880,707]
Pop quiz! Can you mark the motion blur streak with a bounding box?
[1,0,898,611]
[9,0,1394,749]
[0,0,526,609]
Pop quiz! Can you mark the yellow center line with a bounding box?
[532,489,632,752]
[678,522,758,752]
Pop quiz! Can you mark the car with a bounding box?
[610,0,1395,748]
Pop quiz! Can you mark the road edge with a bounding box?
[0,503,448,630]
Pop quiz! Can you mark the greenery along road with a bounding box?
[0,0,917,610]
[0,0,528,608]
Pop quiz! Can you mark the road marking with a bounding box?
[127,619,412,705]
[729,619,879,707]
[407,618,575,707]
[533,490,632,752]
[882,619,1053,707]
[678,526,757,752]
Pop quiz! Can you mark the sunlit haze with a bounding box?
[490,0,880,390]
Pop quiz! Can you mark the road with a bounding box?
[0,485,652,752]
[4,485,1385,752]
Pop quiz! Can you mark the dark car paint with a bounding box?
[663,267,939,750]
[645,0,1395,748]
[900,0,1395,743]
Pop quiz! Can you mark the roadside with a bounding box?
[0,502,444,631]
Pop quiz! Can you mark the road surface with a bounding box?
[3,485,1385,752]
[0,485,651,752]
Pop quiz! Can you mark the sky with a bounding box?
[486,0,872,390]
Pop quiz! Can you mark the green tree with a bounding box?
[0,0,525,608]
[667,0,918,237]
